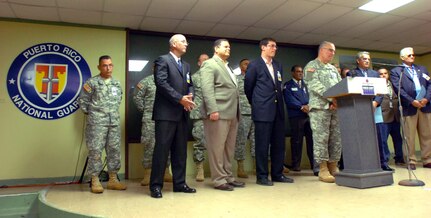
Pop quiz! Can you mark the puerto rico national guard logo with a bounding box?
[6,43,91,120]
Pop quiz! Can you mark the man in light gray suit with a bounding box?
[201,39,244,191]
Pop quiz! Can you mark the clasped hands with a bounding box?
[180,93,195,111]
[412,98,429,108]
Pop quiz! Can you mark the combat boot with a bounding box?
[107,172,127,190]
[164,167,173,182]
[140,168,151,186]
[90,176,104,194]
[318,161,335,183]
[195,162,204,182]
[237,160,248,178]
[327,161,339,176]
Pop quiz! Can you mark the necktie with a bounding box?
[177,59,183,72]
[363,69,368,77]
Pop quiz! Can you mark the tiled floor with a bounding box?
[42,165,431,218]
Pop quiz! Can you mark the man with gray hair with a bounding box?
[303,41,342,183]
[390,47,431,170]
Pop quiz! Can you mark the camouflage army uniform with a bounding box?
[303,58,342,164]
[78,75,122,177]
[235,74,255,160]
[190,69,206,163]
[133,76,170,168]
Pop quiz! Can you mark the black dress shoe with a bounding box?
[256,178,273,186]
[272,175,294,183]
[381,165,394,171]
[313,171,319,177]
[173,184,196,193]
[228,180,245,188]
[423,163,431,168]
[150,187,162,198]
[215,183,234,191]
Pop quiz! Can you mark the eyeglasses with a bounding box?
[322,47,336,53]
[407,54,415,58]
[267,44,277,49]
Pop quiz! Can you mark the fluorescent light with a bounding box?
[129,60,148,72]
[359,0,414,13]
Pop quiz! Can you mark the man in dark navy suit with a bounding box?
[245,37,293,186]
[150,34,196,198]
[283,65,317,175]
[391,47,431,170]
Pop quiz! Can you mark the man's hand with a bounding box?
[301,105,310,113]
[412,100,423,108]
[329,99,337,110]
[420,98,429,107]
[180,93,195,111]
[209,112,219,121]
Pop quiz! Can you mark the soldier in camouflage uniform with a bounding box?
[234,58,255,178]
[303,41,342,183]
[133,75,173,186]
[190,53,209,182]
[78,55,127,193]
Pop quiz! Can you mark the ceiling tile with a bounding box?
[104,0,151,16]
[174,20,216,36]
[254,0,322,29]
[358,18,428,41]
[271,30,304,43]
[388,0,431,17]
[57,0,103,11]
[58,8,102,25]
[207,24,248,38]
[311,9,378,35]
[413,11,431,21]
[185,0,242,22]
[8,0,55,6]
[337,14,404,38]
[289,33,331,45]
[146,0,197,19]
[328,0,369,7]
[139,17,180,33]
[236,27,278,41]
[221,0,286,25]
[102,12,142,29]
[11,4,59,22]
[336,38,369,49]
[0,2,15,17]
[284,4,352,32]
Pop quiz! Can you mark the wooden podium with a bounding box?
[323,77,393,189]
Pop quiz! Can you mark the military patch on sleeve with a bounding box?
[137,82,144,90]
[83,83,92,92]
[307,68,316,73]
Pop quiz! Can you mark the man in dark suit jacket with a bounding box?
[150,34,196,198]
[391,47,431,170]
[283,65,317,175]
[245,37,293,186]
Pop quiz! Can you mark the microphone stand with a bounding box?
[397,67,425,186]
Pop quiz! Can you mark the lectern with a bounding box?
[323,77,393,189]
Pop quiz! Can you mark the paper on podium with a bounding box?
[323,77,388,98]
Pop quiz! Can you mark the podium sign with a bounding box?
[323,77,393,189]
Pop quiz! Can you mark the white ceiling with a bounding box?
[1,0,431,54]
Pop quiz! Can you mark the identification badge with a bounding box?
[277,71,282,82]
[291,87,298,91]
[186,72,191,84]
[111,87,118,96]
[422,73,430,81]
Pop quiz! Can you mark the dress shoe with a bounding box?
[408,164,416,170]
[173,184,196,193]
[395,160,406,166]
[291,167,301,172]
[381,165,394,171]
[228,180,245,188]
[150,187,162,198]
[423,163,431,168]
[272,175,294,183]
[313,171,319,177]
[256,178,273,186]
[215,183,234,191]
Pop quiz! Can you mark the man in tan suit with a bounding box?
[201,39,245,191]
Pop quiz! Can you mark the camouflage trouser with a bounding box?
[235,115,255,160]
[141,120,170,168]
[192,119,206,162]
[85,124,121,176]
[309,109,342,164]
